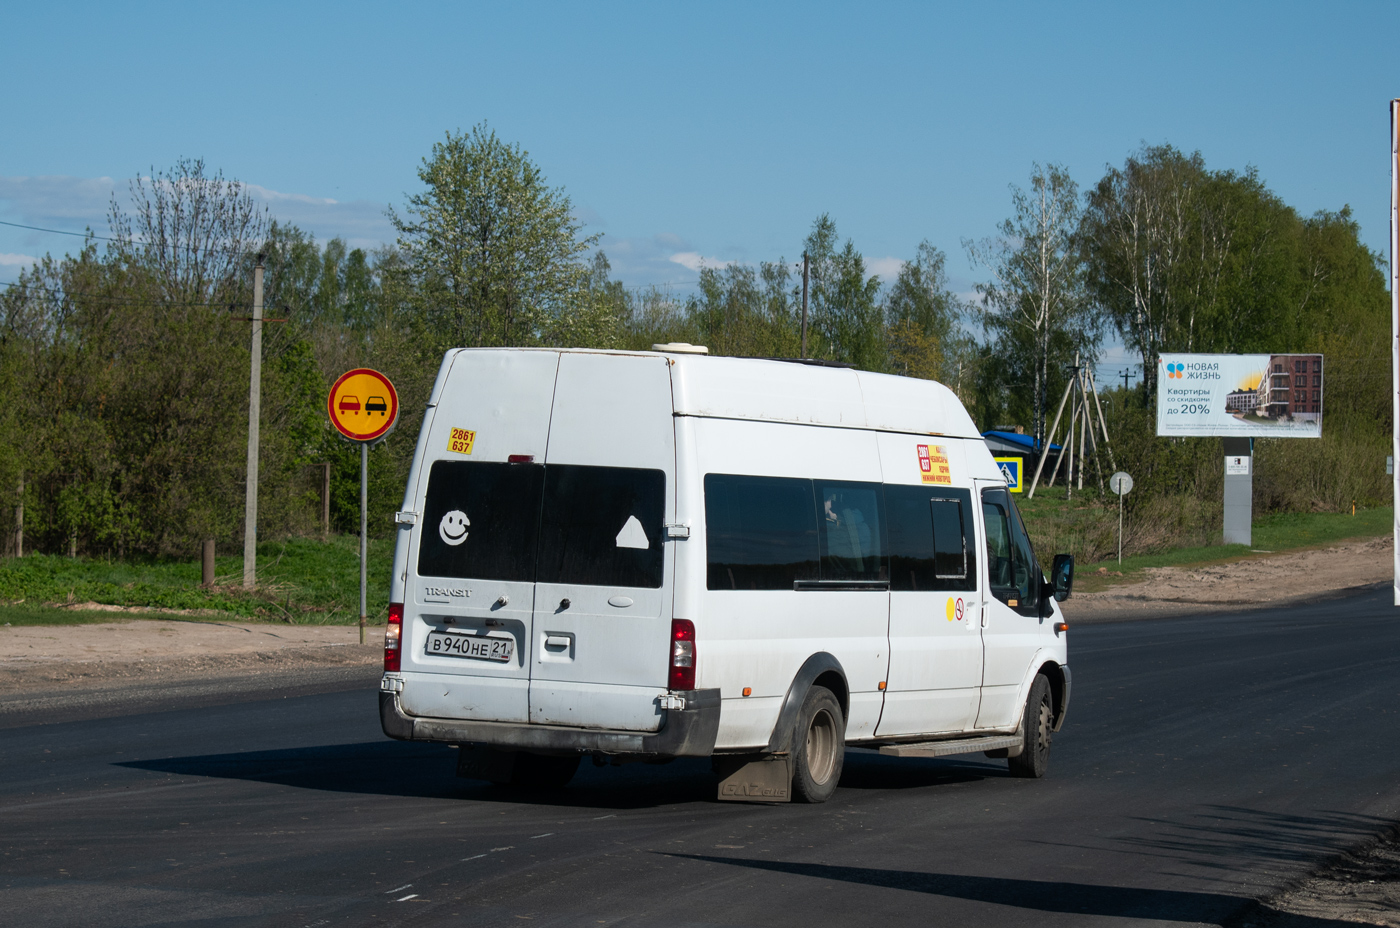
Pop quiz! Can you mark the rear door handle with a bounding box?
[545,635,571,649]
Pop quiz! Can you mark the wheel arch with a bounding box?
[1036,659,1071,733]
[765,652,848,754]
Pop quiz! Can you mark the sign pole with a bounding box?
[1118,489,1124,564]
[327,367,399,645]
[360,440,368,645]
[1110,471,1133,564]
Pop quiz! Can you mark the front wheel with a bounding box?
[791,686,845,803]
[1008,674,1053,778]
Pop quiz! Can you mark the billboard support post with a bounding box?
[1390,99,1399,606]
[1223,436,1252,545]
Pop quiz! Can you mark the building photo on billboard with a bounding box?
[1158,353,1323,438]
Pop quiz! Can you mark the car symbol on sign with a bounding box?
[338,395,360,415]
[366,396,388,416]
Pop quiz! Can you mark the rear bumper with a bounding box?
[379,687,722,757]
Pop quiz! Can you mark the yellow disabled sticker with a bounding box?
[447,427,476,455]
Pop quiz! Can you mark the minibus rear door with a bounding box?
[398,350,560,725]
[529,352,677,733]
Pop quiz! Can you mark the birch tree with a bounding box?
[967,164,1095,446]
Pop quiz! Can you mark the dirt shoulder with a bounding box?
[1063,534,1392,623]
[0,620,382,726]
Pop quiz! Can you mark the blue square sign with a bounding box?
[994,456,1023,493]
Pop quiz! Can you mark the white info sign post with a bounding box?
[1157,352,1323,547]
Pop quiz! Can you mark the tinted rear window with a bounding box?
[705,474,819,590]
[536,464,666,589]
[417,461,544,581]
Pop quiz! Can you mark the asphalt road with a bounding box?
[2,588,1398,928]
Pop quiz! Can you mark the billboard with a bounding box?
[1156,353,1323,438]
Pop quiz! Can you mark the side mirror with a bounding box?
[1051,554,1074,602]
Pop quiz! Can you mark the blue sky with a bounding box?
[2,1,1396,376]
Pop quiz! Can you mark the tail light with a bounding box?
[385,602,403,672]
[669,619,695,691]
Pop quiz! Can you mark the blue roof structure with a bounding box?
[981,431,1061,456]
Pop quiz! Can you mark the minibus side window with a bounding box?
[705,474,819,590]
[980,487,1041,615]
[815,481,887,583]
[417,460,545,581]
[885,485,975,592]
[537,465,666,589]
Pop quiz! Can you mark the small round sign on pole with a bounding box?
[328,368,399,444]
[1109,471,1133,564]
[328,369,399,643]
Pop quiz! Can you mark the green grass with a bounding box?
[1073,506,1391,593]
[0,534,394,626]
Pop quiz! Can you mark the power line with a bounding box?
[0,218,272,257]
[0,219,118,242]
[0,277,288,313]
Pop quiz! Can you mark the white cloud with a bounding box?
[0,253,37,268]
[668,251,734,273]
[0,175,117,227]
[866,256,905,282]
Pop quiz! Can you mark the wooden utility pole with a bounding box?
[321,462,331,541]
[800,252,810,359]
[243,254,265,590]
[12,477,20,558]
[1027,355,1115,499]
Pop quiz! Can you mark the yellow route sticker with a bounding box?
[447,427,476,455]
[917,443,951,485]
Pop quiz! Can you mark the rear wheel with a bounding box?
[511,752,580,789]
[1008,674,1053,779]
[791,686,845,803]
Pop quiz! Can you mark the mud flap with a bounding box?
[715,754,793,803]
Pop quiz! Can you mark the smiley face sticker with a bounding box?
[439,510,470,546]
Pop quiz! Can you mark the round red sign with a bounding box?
[327,368,399,442]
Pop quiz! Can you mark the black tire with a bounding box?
[1008,674,1053,779]
[791,686,845,803]
[510,752,580,789]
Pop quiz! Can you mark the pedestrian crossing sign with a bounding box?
[994,456,1023,493]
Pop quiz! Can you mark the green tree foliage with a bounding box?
[1081,146,1390,516]
[967,164,1098,446]
[390,124,601,353]
[885,241,974,401]
[804,215,884,369]
[1082,145,1319,393]
[686,259,800,359]
[2,133,1387,564]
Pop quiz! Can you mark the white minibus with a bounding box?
[380,346,1074,802]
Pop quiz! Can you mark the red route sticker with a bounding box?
[917,443,952,485]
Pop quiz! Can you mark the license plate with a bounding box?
[424,630,515,663]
